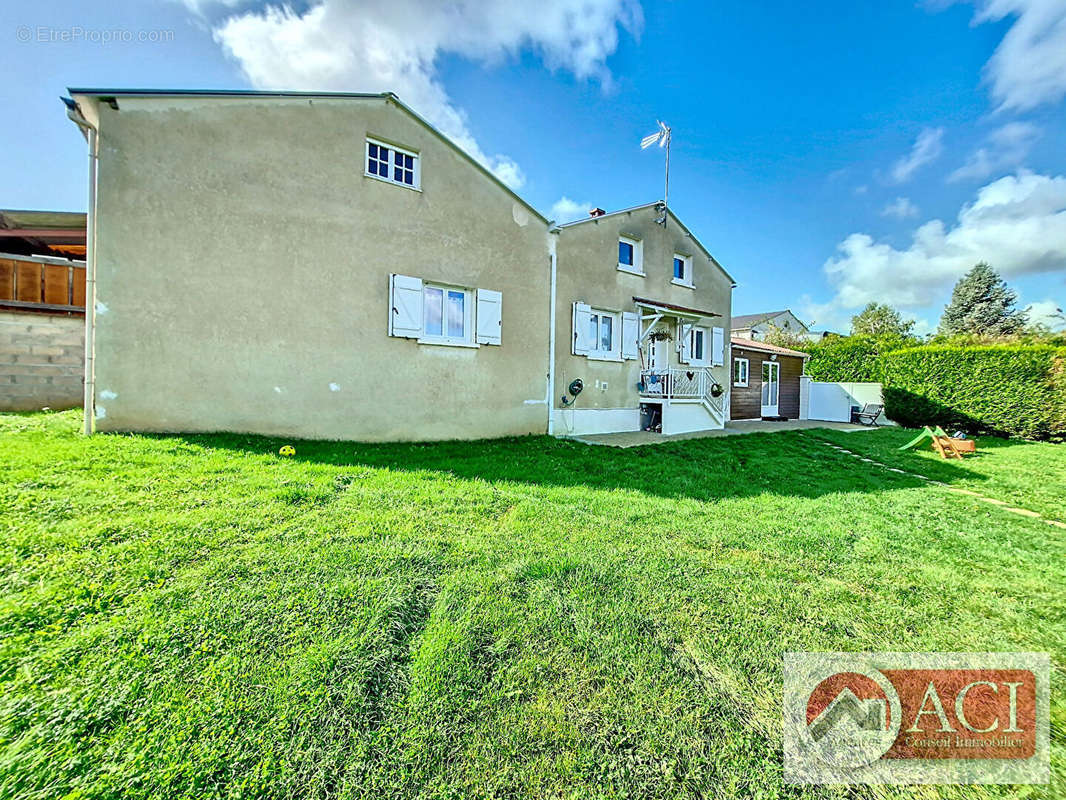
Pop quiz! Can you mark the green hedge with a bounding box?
[879,345,1066,440]
[804,337,883,382]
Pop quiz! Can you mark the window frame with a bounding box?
[733,357,749,387]
[588,307,621,360]
[690,326,707,364]
[617,235,644,276]
[671,253,694,288]
[365,137,422,191]
[419,282,475,347]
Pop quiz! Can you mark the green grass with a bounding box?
[813,426,1066,521]
[1,410,1063,799]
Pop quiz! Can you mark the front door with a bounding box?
[761,361,779,416]
[647,338,668,369]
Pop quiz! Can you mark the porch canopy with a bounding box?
[632,296,720,342]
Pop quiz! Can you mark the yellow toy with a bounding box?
[278,445,296,457]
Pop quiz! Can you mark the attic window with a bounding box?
[366,137,420,190]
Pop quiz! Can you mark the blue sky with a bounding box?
[3,0,1065,333]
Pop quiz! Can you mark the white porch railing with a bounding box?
[639,367,725,426]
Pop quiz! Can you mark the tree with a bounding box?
[850,302,915,338]
[939,263,1027,336]
[762,324,812,352]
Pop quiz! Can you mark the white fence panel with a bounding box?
[804,381,886,423]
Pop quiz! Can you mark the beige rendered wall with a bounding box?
[553,206,733,416]
[82,95,552,441]
[0,310,84,411]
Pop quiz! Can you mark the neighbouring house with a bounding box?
[730,309,833,342]
[62,88,735,441]
[63,89,552,441]
[553,204,734,436]
[0,211,87,411]
[729,337,808,420]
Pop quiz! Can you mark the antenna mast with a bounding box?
[641,120,672,227]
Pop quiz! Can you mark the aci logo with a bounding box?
[784,653,1049,784]
[804,670,900,767]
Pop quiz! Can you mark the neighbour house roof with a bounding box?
[730,336,809,359]
[63,88,549,225]
[729,310,792,329]
[554,202,736,286]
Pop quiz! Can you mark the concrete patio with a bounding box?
[568,419,878,447]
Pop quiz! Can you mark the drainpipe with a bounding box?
[67,103,98,435]
[546,230,559,436]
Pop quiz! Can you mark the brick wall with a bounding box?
[0,310,84,411]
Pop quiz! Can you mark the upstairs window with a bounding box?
[617,235,643,275]
[366,138,420,190]
[673,253,693,286]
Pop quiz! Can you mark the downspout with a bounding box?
[67,103,98,435]
[546,230,559,436]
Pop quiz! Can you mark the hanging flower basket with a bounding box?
[647,328,673,343]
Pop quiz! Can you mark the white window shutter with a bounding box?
[389,274,423,338]
[572,302,591,355]
[679,322,692,364]
[475,289,502,345]
[712,326,725,366]
[621,312,638,360]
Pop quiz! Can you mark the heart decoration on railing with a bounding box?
[686,371,695,380]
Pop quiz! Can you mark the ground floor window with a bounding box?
[423,284,472,344]
[589,310,617,355]
[733,357,749,386]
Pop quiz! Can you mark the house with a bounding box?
[729,338,808,420]
[730,309,810,341]
[62,88,735,442]
[552,204,734,435]
[63,89,553,441]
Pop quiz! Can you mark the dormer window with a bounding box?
[366,137,420,190]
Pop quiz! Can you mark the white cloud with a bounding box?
[949,121,1042,182]
[1024,298,1065,329]
[821,171,1066,314]
[890,128,945,183]
[854,184,869,195]
[549,196,594,222]
[972,0,1066,111]
[881,197,920,219]
[199,0,642,189]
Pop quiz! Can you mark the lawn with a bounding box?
[1,411,1063,799]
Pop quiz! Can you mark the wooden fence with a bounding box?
[0,254,86,313]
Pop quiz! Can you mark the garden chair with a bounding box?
[855,403,883,426]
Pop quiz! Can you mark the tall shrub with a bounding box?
[804,337,884,382]
[879,345,1066,440]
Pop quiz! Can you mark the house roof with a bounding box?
[731,336,809,359]
[554,202,736,285]
[729,310,791,329]
[63,88,549,225]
